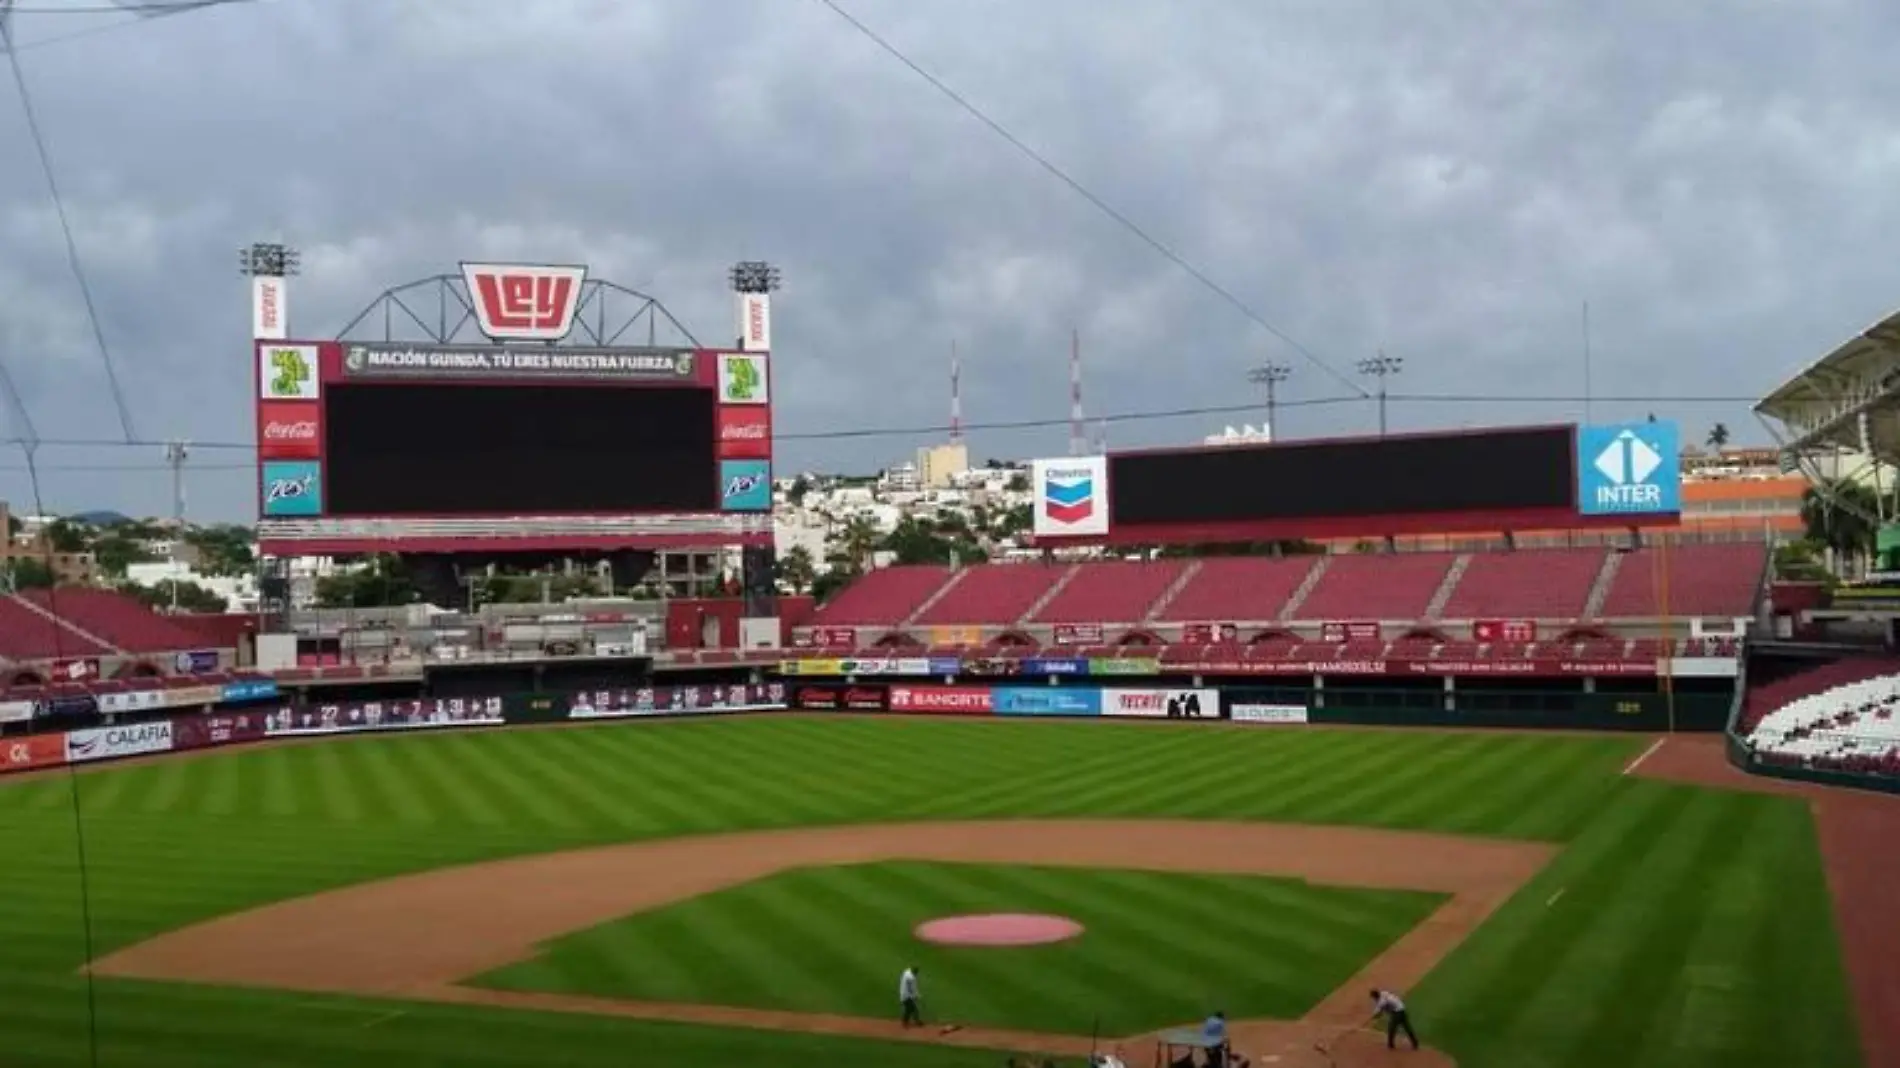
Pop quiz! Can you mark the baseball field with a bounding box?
[0,714,1876,1067]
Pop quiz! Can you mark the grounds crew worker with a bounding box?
[899,966,922,1027]
[1368,988,1420,1050]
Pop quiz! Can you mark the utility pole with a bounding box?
[1246,363,1291,441]
[1357,352,1403,437]
[164,440,190,612]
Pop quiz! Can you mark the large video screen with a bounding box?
[323,383,717,515]
[1110,426,1574,525]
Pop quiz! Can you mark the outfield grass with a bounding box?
[0,716,1863,1067]
[477,860,1447,1034]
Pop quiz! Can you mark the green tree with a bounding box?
[1772,539,1833,584]
[314,556,417,608]
[882,515,988,567]
[122,579,228,613]
[1801,479,1881,567]
[833,515,881,574]
[787,476,811,505]
[186,524,257,577]
[45,519,90,553]
[776,545,817,594]
[1705,423,1731,450]
[92,532,156,578]
[1006,472,1030,493]
[3,556,56,590]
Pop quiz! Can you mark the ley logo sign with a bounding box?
[461,262,587,342]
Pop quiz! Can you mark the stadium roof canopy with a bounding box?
[1756,309,1900,469]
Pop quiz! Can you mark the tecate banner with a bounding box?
[66,721,174,764]
[886,685,993,714]
[1231,703,1308,724]
[341,342,697,382]
[1102,688,1218,719]
[993,687,1101,716]
[251,275,288,340]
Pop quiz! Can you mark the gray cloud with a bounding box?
[3,0,1900,517]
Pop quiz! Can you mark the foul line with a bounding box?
[1623,737,1668,776]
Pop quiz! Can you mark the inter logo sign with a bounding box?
[1576,421,1681,517]
[1031,456,1110,537]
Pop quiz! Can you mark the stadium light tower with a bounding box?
[240,242,300,341]
[728,261,779,352]
[1357,352,1403,437]
[1247,363,1291,442]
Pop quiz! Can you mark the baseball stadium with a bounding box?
[2,261,1898,1068]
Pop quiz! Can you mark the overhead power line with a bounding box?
[0,390,1792,462]
[809,0,1369,399]
[1,8,138,441]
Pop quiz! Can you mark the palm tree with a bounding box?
[832,515,881,574]
[1801,478,1882,572]
[1706,423,1730,450]
[775,545,817,594]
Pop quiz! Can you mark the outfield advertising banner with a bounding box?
[172,713,269,750]
[1231,704,1309,725]
[65,721,174,764]
[0,699,35,724]
[780,658,933,677]
[222,678,280,703]
[1022,657,1088,675]
[1577,420,1682,517]
[267,697,507,737]
[1088,658,1161,676]
[2,734,66,772]
[97,690,170,715]
[791,685,892,712]
[993,687,1101,716]
[1102,688,1218,718]
[887,685,993,714]
[568,683,782,719]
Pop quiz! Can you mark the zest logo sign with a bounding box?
[258,402,321,458]
[461,262,586,341]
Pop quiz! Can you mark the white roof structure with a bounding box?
[1756,309,1900,469]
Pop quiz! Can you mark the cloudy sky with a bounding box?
[2,0,1899,520]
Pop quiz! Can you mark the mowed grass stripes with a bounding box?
[0,716,1862,1068]
[477,861,1445,1034]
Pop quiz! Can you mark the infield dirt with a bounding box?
[91,819,1553,1068]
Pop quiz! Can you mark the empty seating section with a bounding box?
[1153,558,1317,623]
[0,597,111,660]
[18,589,203,652]
[1748,668,1900,777]
[1439,549,1604,619]
[1597,543,1766,618]
[914,565,1066,626]
[807,566,950,627]
[1294,553,1453,621]
[1741,658,1900,733]
[1032,561,1186,624]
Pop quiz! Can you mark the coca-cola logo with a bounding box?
[264,419,317,440]
[721,421,768,440]
[842,687,886,710]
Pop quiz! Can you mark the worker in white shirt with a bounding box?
[899,966,922,1027]
[1368,988,1419,1050]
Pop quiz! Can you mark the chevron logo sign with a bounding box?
[1032,456,1111,536]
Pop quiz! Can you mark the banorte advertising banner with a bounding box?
[886,685,993,715]
[1101,688,1219,719]
[65,721,174,764]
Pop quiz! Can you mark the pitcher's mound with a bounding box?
[915,913,1084,946]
